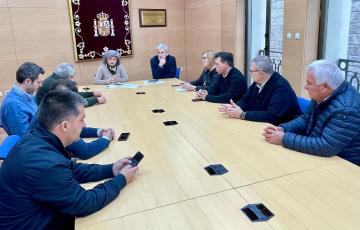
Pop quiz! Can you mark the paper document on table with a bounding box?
[176,87,187,92]
[104,83,141,89]
[144,79,164,85]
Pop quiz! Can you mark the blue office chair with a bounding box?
[175,67,183,79]
[0,135,21,159]
[297,96,311,113]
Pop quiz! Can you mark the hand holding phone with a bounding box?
[130,151,144,167]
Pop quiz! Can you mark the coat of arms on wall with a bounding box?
[68,0,132,61]
[94,11,115,37]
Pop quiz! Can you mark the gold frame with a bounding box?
[139,9,167,27]
[67,0,134,62]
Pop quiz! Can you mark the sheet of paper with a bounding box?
[104,83,141,89]
[143,79,164,85]
[176,87,187,92]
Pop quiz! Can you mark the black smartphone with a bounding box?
[192,98,202,102]
[83,87,90,90]
[163,121,178,126]
[152,109,165,113]
[118,133,130,141]
[130,151,144,167]
[136,92,146,95]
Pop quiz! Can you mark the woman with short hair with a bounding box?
[94,50,128,84]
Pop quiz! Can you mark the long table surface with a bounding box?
[76,79,360,229]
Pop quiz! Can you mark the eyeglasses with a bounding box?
[201,57,207,60]
[249,69,260,74]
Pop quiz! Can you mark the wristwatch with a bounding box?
[240,111,246,120]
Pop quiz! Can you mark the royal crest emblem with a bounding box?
[93,11,115,37]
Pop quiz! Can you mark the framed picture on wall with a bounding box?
[139,9,167,27]
[68,0,133,61]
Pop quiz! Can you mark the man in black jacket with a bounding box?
[0,90,138,230]
[195,52,247,103]
[150,43,177,79]
[219,55,301,125]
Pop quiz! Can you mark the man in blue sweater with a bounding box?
[195,52,247,103]
[150,43,177,79]
[218,55,301,125]
[0,62,44,136]
[0,89,139,229]
[264,60,360,166]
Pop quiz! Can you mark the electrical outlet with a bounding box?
[286,32,292,39]
[295,32,301,40]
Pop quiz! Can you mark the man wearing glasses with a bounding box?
[218,55,301,125]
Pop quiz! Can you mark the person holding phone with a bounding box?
[0,90,139,229]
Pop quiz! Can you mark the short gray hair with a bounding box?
[250,55,274,75]
[54,63,75,79]
[156,43,168,53]
[102,50,120,65]
[307,60,344,89]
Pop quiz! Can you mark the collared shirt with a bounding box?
[12,84,35,101]
[0,84,38,136]
[256,77,271,93]
[222,67,233,78]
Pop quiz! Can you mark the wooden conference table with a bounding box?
[75,79,360,230]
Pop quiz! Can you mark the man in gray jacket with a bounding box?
[263,60,360,166]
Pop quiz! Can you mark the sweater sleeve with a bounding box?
[66,138,110,160]
[205,76,247,103]
[244,87,293,124]
[150,57,162,79]
[80,127,99,138]
[31,162,127,217]
[94,66,109,85]
[115,65,128,83]
[4,104,32,136]
[84,97,98,107]
[236,92,249,110]
[282,107,360,157]
[169,57,177,77]
[190,71,205,88]
[78,91,95,98]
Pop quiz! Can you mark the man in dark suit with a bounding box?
[219,55,301,125]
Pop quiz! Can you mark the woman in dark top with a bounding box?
[181,50,219,94]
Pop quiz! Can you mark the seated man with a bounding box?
[219,55,301,125]
[150,43,177,79]
[195,52,247,103]
[35,63,106,106]
[0,62,44,136]
[30,80,115,160]
[0,89,138,229]
[264,60,360,166]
